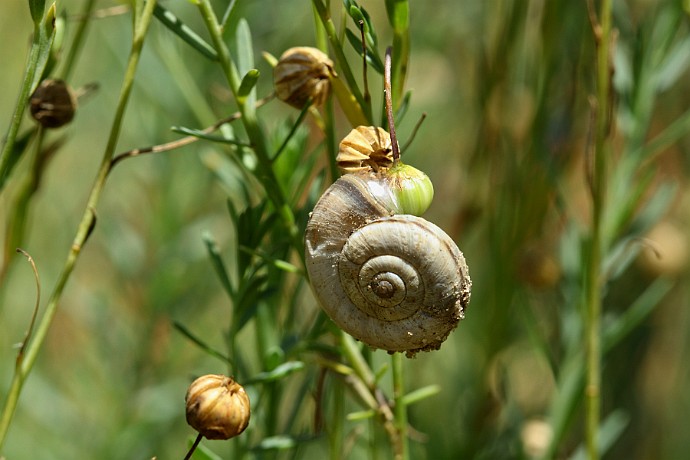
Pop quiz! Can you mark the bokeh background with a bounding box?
[1,1,689,459]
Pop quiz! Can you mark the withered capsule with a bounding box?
[185,374,250,440]
[337,126,394,174]
[29,79,77,128]
[274,46,334,109]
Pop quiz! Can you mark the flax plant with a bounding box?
[1,1,690,459]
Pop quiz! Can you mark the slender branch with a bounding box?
[110,95,272,169]
[384,47,400,162]
[400,112,426,153]
[358,20,370,104]
[311,0,372,122]
[14,249,41,366]
[196,0,301,254]
[585,0,613,458]
[183,433,203,460]
[391,353,408,460]
[0,0,159,448]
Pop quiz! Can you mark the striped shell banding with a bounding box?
[305,172,471,357]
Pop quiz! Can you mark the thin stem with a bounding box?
[358,20,370,104]
[311,0,372,122]
[0,6,56,193]
[14,249,41,366]
[400,113,426,154]
[183,433,203,460]
[391,353,408,460]
[585,0,613,458]
[59,0,98,81]
[0,0,159,448]
[110,95,272,169]
[384,47,400,162]
[196,0,301,255]
[384,0,410,109]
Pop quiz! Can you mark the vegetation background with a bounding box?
[1,0,689,459]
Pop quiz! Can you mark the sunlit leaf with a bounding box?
[245,361,305,384]
[153,3,218,60]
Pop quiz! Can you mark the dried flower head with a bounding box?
[185,374,250,440]
[29,79,77,128]
[337,126,394,174]
[274,46,334,109]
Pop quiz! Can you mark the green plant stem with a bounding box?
[384,0,410,109]
[0,4,56,193]
[329,376,345,460]
[311,0,372,122]
[58,0,97,81]
[391,353,408,460]
[586,0,613,458]
[1,128,47,277]
[196,0,300,251]
[0,0,158,449]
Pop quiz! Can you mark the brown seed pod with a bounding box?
[185,374,250,440]
[337,126,394,174]
[274,46,334,109]
[29,79,77,128]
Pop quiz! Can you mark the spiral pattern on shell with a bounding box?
[305,172,471,356]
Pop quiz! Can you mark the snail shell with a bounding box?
[305,172,471,356]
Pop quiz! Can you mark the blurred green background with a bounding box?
[1,0,689,459]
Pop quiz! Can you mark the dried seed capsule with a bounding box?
[185,374,250,440]
[274,46,334,109]
[29,79,77,128]
[337,126,394,174]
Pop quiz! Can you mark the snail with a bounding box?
[305,127,471,356]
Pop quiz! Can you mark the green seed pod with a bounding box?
[385,162,434,216]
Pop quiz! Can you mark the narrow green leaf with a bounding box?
[654,35,690,91]
[385,0,410,30]
[238,69,260,102]
[569,411,630,460]
[346,409,376,421]
[202,232,235,299]
[359,6,379,45]
[245,361,305,384]
[394,90,412,124]
[252,435,298,451]
[400,384,441,406]
[0,2,55,191]
[220,0,238,28]
[235,19,255,105]
[31,2,57,91]
[603,278,673,352]
[28,0,46,24]
[171,126,249,146]
[153,3,218,61]
[344,29,384,74]
[348,5,365,25]
[173,321,232,364]
[238,246,301,274]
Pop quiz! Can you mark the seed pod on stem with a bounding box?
[29,79,77,129]
[184,374,250,441]
[274,46,335,109]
